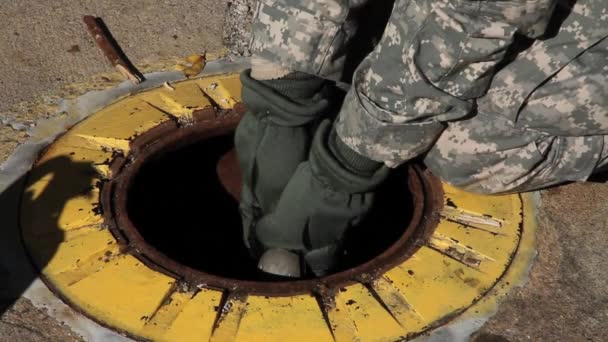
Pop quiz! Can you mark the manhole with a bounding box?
[103,112,439,295]
[20,70,537,341]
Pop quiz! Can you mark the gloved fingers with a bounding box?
[255,215,308,252]
[234,112,264,187]
[253,124,310,209]
[254,161,376,253]
[239,182,256,249]
[253,163,314,251]
[236,117,318,253]
[304,245,341,277]
[235,112,267,255]
[305,193,373,249]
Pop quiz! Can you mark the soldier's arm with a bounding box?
[337,0,559,166]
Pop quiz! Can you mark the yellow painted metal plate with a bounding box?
[161,289,222,342]
[236,295,333,342]
[21,72,536,341]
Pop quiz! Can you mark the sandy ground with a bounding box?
[1,1,607,341]
[473,183,608,341]
[0,0,228,122]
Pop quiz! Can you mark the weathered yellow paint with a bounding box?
[237,295,333,342]
[385,247,496,323]
[60,98,172,152]
[322,294,361,342]
[457,193,538,320]
[141,80,213,123]
[441,206,504,231]
[53,240,122,286]
[144,290,194,337]
[443,184,519,228]
[434,185,522,276]
[370,277,425,331]
[37,145,114,166]
[92,164,112,179]
[73,134,132,153]
[213,74,243,101]
[26,146,112,196]
[197,74,242,109]
[21,72,537,342]
[336,283,404,341]
[65,255,176,337]
[161,289,222,342]
[158,80,214,110]
[210,294,249,342]
[69,97,171,137]
[433,220,519,272]
[427,232,496,270]
[21,177,102,237]
[36,229,117,276]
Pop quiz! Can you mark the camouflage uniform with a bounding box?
[251,0,608,194]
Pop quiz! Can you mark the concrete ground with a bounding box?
[1,1,607,341]
[474,183,608,342]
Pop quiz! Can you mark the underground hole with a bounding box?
[126,131,415,281]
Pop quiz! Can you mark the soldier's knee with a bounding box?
[424,160,510,195]
[423,147,528,195]
[426,134,607,194]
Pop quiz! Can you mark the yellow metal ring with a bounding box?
[21,72,537,341]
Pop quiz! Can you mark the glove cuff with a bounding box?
[263,72,325,100]
[310,120,390,193]
[328,126,382,177]
[240,70,328,126]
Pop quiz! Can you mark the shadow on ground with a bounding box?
[0,157,96,317]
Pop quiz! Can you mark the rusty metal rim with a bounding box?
[102,107,444,296]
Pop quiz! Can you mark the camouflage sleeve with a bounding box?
[336,0,559,167]
[250,0,369,80]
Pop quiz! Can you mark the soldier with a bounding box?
[235,0,608,277]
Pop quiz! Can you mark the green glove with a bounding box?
[254,120,390,276]
[235,70,329,255]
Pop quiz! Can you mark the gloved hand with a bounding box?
[235,70,329,256]
[254,120,390,276]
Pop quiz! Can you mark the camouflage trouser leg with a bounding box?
[424,12,608,193]
[425,113,608,194]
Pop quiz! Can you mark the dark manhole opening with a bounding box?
[127,134,259,278]
[109,115,442,295]
[128,134,414,280]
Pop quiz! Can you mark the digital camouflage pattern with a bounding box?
[251,0,355,80]
[250,0,608,193]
